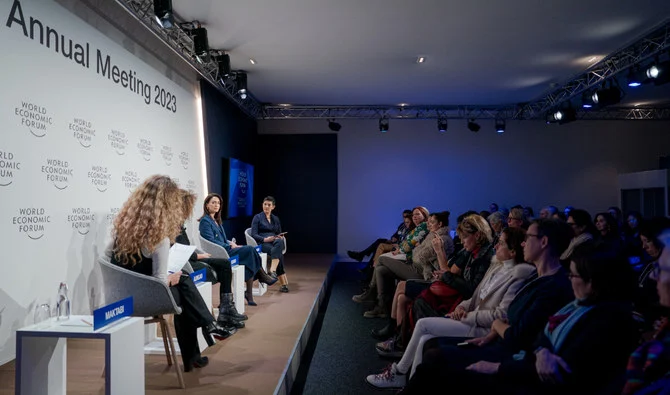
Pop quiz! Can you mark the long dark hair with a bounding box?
[569,245,635,303]
[501,227,526,264]
[199,193,224,225]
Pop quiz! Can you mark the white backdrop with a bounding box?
[0,0,205,364]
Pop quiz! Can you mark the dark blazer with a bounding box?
[250,212,282,244]
[199,215,231,251]
[497,301,638,395]
[441,242,494,300]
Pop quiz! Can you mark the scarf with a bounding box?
[623,319,670,395]
[543,300,595,353]
[560,233,593,260]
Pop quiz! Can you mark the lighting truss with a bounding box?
[520,18,670,118]
[114,0,263,118]
[261,105,670,120]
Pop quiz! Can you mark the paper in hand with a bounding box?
[167,243,197,274]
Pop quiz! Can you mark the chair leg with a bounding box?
[158,317,172,367]
[163,318,185,389]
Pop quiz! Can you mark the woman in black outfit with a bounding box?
[250,196,289,292]
[107,175,233,372]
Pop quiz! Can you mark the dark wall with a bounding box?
[200,80,258,242]
[255,134,338,253]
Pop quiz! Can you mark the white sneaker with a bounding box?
[365,362,406,389]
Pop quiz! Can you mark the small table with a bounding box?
[15,315,144,395]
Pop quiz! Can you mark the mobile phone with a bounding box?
[457,341,474,347]
[277,232,287,236]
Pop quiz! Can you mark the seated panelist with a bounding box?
[251,196,290,293]
[198,193,277,306]
[106,175,232,372]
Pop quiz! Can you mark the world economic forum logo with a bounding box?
[70,118,96,148]
[13,207,50,240]
[88,165,111,192]
[14,101,53,138]
[68,208,95,235]
[179,152,189,169]
[122,170,140,191]
[41,159,72,190]
[137,138,153,161]
[108,130,128,155]
[161,145,173,166]
[0,149,21,187]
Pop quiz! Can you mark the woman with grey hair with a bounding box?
[487,211,506,246]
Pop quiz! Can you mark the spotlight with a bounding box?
[591,85,622,107]
[379,118,389,133]
[236,72,247,99]
[581,90,594,108]
[217,53,231,83]
[153,0,173,28]
[546,108,576,125]
[328,120,341,132]
[437,118,448,133]
[646,61,670,85]
[192,27,209,59]
[495,119,506,133]
[467,119,480,132]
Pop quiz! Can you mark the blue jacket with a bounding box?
[199,215,231,251]
[250,212,282,244]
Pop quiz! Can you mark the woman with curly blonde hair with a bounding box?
[107,175,233,372]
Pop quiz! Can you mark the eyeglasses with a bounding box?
[567,273,581,279]
[524,233,542,241]
[567,222,578,227]
[508,217,521,221]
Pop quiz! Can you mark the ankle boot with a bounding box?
[371,317,396,340]
[202,321,236,346]
[220,293,248,320]
[245,278,257,306]
[256,268,278,286]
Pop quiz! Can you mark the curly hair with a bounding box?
[457,214,493,246]
[112,175,185,266]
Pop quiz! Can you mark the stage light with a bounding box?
[217,53,231,83]
[467,119,480,132]
[236,72,247,99]
[437,118,448,133]
[193,27,209,59]
[379,118,389,133]
[546,108,576,125]
[591,86,621,107]
[153,0,173,28]
[581,91,594,108]
[328,120,341,131]
[646,61,670,85]
[495,119,505,133]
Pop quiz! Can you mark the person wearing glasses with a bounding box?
[401,241,639,395]
[398,218,575,392]
[635,217,670,326]
[507,208,528,230]
[561,209,598,260]
[622,228,670,395]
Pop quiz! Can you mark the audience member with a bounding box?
[489,203,499,213]
[507,208,528,229]
[539,205,558,219]
[635,217,670,325]
[594,211,622,256]
[624,211,645,262]
[347,209,413,262]
[561,209,596,260]
[487,211,506,246]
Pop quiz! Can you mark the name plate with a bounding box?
[254,245,262,253]
[93,296,133,331]
[230,256,239,266]
[190,268,206,284]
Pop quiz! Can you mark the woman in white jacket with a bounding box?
[366,227,536,389]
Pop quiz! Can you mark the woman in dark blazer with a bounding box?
[198,193,276,305]
[251,196,289,292]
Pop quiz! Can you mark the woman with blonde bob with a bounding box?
[107,175,232,372]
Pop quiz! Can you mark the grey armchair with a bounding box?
[244,228,287,254]
[199,235,230,259]
[98,256,185,388]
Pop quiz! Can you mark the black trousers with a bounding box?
[191,258,232,294]
[261,238,286,276]
[170,275,213,367]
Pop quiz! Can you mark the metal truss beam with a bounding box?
[261,105,670,121]
[114,0,263,118]
[521,18,670,118]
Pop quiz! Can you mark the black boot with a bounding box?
[202,321,236,346]
[218,295,246,328]
[220,293,248,320]
[256,267,278,286]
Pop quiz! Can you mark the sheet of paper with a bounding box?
[167,243,197,274]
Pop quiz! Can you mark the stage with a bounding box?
[0,254,335,395]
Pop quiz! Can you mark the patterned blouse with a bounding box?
[398,222,429,260]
